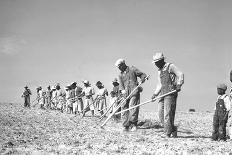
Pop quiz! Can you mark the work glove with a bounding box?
[141,78,146,83]
[176,84,182,92]
[121,90,126,95]
[151,93,158,100]
[138,86,143,93]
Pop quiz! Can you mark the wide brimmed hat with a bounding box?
[217,83,227,91]
[83,80,90,85]
[24,86,28,88]
[152,53,165,63]
[110,91,116,95]
[96,81,102,86]
[115,59,125,67]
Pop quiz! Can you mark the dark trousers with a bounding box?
[24,97,30,107]
[158,94,177,135]
[122,94,140,128]
[212,111,228,141]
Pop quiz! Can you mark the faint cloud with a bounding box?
[0,36,27,55]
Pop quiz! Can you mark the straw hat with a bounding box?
[115,59,125,67]
[83,80,90,85]
[152,53,165,63]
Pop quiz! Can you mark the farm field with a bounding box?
[0,102,232,155]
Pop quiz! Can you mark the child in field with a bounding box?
[212,83,231,141]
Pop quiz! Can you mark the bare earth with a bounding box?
[0,102,232,155]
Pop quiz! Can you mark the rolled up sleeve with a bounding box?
[133,66,147,81]
[154,71,162,95]
[169,64,184,86]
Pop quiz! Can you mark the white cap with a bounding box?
[83,80,90,85]
[115,59,125,67]
[152,53,165,63]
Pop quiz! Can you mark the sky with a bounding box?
[0,0,232,112]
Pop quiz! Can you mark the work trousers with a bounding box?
[84,98,95,111]
[98,98,106,111]
[212,111,228,141]
[158,94,177,135]
[24,97,30,107]
[122,94,140,128]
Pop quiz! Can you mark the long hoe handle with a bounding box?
[100,75,149,128]
[114,90,177,115]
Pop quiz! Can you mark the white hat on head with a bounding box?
[115,58,125,67]
[152,52,165,63]
[83,80,90,85]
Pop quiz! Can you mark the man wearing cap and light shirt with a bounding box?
[82,80,95,117]
[115,59,147,132]
[75,83,84,115]
[151,52,184,138]
[95,81,108,116]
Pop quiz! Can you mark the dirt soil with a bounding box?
[0,102,232,155]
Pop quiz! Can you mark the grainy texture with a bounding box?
[0,102,232,154]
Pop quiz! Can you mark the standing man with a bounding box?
[115,59,147,132]
[45,86,52,109]
[75,83,84,115]
[21,86,32,108]
[112,78,122,120]
[95,81,108,116]
[82,80,95,117]
[151,52,184,138]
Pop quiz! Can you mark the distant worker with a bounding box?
[151,52,184,138]
[212,84,231,141]
[75,83,84,115]
[111,78,122,120]
[95,81,108,116]
[45,86,52,109]
[115,59,147,132]
[21,86,32,108]
[82,80,95,117]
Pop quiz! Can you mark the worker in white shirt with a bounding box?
[82,80,95,117]
[151,52,184,138]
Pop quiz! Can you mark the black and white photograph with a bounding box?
[0,0,232,154]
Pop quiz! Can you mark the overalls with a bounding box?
[158,63,177,135]
[212,97,228,141]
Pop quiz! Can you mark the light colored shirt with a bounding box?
[82,86,95,97]
[96,88,108,97]
[214,94,231,111]
[154,63,184,95]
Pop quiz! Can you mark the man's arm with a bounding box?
[154,71,162,96]
[133,66,147,83]
[169,64,184,86]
